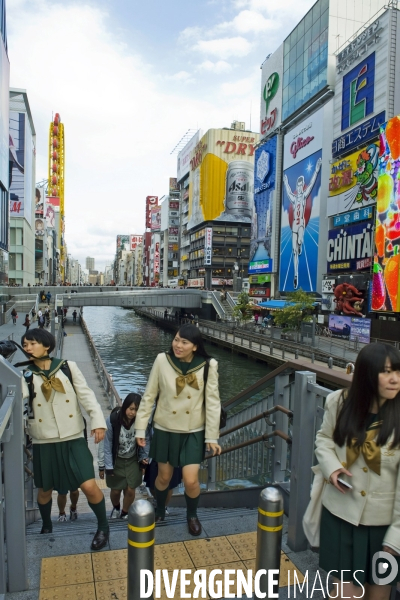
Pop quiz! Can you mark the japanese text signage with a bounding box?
[333,206,373,227]
[337,20,382,74]
[329,314,371,344]
[328,143,379,216]
[249,259,273,274]
[260,44,283,140]
[146,196,158,229]
[204,227,212,266]
[327,221,374,272]
[332,112,385,158]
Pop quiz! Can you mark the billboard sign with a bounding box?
[188,278,204,288]
[177,130,201,181]
[9,112,25,217]
[250,136,277,274]
[260,44,283,139]
[280,107,323,292]
[249,259,273,274]
[150,206,161,231]
[372,115,400,311]
[188,128,259,230]
[45,200,56,229]
[328,314,371,344]
[153,242,160,278]
[327,221,374,272]
[327,143,379,216]
[169,178,179,194]
[333,10,400,158]
[333,206,373,227]
[146,196,158,229]
[117,234,129,251]
[35,218,45,237]
[204,227,212,266]
[249,274,271,284]
[130,235,143,250]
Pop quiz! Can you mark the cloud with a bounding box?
[197,60,232,74]
[167,71,195,83]
[217,10,275,34]
[194,36,253,59]
[8,1,261,270]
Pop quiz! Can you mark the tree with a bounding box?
[273,289,314,333]
[232,291,253,324]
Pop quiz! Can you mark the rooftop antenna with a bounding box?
[170,129,198,155]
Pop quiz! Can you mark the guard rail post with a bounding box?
[128,499,155,600]
[327,357,333,369]
[255,487,283,598]
[287,371,319,552]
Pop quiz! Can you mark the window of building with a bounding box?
[282,0,328,121]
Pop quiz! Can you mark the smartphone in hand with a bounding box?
[337,477,353,490]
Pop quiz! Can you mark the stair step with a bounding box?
[26,507,256,539]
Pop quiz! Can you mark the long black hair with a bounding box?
[119,393,141,429]
[333,343,400,449]
[168,323,211,359]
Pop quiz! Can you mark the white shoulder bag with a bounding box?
[302,464,326,548]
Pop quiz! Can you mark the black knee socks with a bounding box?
[185,493,200,519]
[89,497,109,533]
[154,486,169,519]
[38,499,52,531]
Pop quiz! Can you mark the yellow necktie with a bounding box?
[175,373,199,396]
[346,428,381,475]
[40,375,66,401]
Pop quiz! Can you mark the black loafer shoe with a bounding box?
[91,529,109,551]
[40,527,52,534]
[187,517,202,536]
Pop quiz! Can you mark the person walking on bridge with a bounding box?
[20,328,110,551]
[314,343,400,599]
[135,323,222,536]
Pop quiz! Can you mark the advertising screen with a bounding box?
[169,178,179,194]
[188,128,259,230]
[250,136,277,274]
[9,111,25,218]
[327,221,374,272]
[328,314,371,343]
[280,107,323,292]
[150,206,161,231]
[45,200,56,229]
[372,115,400,311]
[117,234,129,251]
[327,143,379,216]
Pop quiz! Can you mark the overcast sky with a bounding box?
[8,0,317,271]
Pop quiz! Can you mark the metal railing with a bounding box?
[80,316,122,408]
[0,357,28,593]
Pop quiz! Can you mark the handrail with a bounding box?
[207,429,292,458]
[80,316,122,407]
[220,405,293,437]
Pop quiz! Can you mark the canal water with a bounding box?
[83,306,271,403]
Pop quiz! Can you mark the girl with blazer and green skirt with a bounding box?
[135,324,222,537]
[315,343,400,600]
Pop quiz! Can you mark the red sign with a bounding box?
[130,235,143,250]
[46,196,60,207]
[290,136,314,159]
[146,196,158,228]
[260,108,278,136]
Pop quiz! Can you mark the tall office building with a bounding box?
[86,256,95,270]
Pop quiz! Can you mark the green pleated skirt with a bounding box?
[33,438,95,492]
[105,456,142,491]
[319,506,400,586]
[150,428,205,467]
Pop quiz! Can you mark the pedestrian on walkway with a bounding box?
[38,313,45,328]
[23,314,30,333]
[11,308,17,325]
[56,490,79,522]
[135,323,222,536]
[20,328,109,551]
[314,343,400,597]
[72,310,77,323]
[99,393,149,519]
[46,292,51,304]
